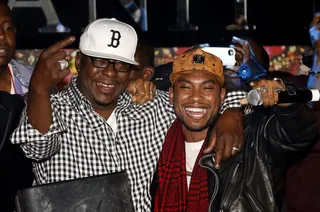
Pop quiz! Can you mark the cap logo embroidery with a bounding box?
[193,54,204,64]
[107,30,121,48]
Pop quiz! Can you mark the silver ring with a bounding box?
[273,77,285,86]
[232,146,239,151]
[57,59,69,70]
[260,86,267,93]
[274,87,281,93]
[273,77,283,82]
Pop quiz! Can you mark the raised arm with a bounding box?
[10,37,75,160]
[205,36,269,169]
[27,37,75,133]
[245,79,317,151]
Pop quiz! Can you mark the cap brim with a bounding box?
[80,49,139,65]
[170,69,224,85]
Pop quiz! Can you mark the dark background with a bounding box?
[9,0,320,49]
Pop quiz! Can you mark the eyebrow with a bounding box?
[1,20,14,25]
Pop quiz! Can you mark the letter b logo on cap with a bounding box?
[108,30,122,48]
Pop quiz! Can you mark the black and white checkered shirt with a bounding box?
[220,90,247,113]
[11,77,246,211]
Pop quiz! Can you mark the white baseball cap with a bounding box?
[79,18,139,65]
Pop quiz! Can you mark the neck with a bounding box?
[93,104,116,120]
[0,63,8,73]
[182,127,208,143]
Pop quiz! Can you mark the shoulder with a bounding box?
[50,90,70,105]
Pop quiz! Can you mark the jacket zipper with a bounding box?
[199,155,219,212]
[203,165,219,212]
[245,190,264,212]
[202,160,241,212]
[220,162,241,210]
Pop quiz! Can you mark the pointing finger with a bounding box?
[43,36,75,57]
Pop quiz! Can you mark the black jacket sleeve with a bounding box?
[0,91,34,212]
[264,103,318,152]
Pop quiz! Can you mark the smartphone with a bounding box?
[201,47,236,66]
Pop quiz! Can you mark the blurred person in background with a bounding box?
[0,2,34,211]
[0,90,34,212]
[285,12,320,212]
[129,35,155,81]
[0,2,33,95]
[228,13,320,212]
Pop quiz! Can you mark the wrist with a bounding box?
[237,58,268,83]
[220,91,247,114]
[29,85,51,97]
[309,63,320,75]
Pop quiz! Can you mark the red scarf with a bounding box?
[154,119,209,212]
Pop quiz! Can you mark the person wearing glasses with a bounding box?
[0,2,34,95]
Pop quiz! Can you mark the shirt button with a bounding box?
[241,70,247,75]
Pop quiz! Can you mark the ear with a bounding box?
[75,51,82,72]
[142,66,155,81]
[220,87,226,105]
[169,87,174,104]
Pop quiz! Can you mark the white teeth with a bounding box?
[0,49,5,53]
[186,107,206,118]
[185,107,207,113]
[97,82,115,88]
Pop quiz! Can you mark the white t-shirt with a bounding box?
[185,140,204,190]
[106,109,117,134]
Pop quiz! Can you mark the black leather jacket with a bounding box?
[200,103,318,212]
[0,91,33,212]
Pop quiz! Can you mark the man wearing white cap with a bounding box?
[11,18,243,211]
[11,18,159,210]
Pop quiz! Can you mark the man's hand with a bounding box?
[27,36,75,134]
[225,36,253,74]
[240,79,287,107]
[204,108,244,169]
[127,78,156,104]
[30,36,75,93]
[231,36,252,66]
